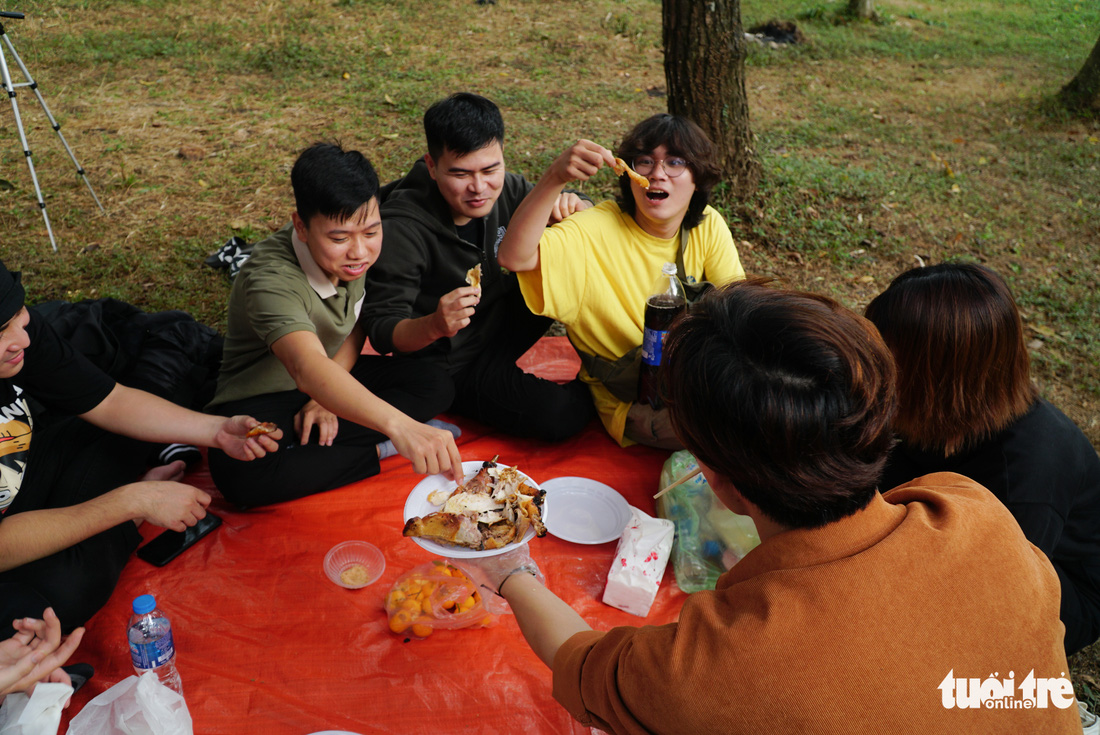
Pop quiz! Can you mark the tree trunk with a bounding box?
[662,0,761,198]
[1059,32,1100,113]
[848,0,875,20]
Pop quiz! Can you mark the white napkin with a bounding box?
[602,506,675,617]
[0,682,73,735]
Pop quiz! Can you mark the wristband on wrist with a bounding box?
[496,564,538,596]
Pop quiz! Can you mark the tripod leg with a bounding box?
[0,32,57,252]
[1,33,104,213]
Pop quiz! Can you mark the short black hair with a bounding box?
[615,114,721,231]
[290,142,379,225]
[0,260,25,325]
[423,92,505,161]
[666,279,898,529]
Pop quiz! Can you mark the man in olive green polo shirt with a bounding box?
[207,143,462,507]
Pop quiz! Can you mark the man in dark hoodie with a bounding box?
[360,93,594,441]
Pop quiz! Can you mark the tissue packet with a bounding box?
[602,506,674,617]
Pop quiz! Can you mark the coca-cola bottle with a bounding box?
[637,262,687,409]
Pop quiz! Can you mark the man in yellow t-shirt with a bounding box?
[498,114,744,447]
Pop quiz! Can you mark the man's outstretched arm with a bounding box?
[0,479,210,572]
[81,384,281,461]
[271,329,462,479]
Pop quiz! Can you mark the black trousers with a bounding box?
[208,354,454,508]
[449,291,593,442]
[0,416,146,638]
[1057,563,1100,656]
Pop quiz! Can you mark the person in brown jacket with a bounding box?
[469,279,1080,735]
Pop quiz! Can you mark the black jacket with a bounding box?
[361,157,537,373]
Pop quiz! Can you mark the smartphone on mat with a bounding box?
[137,513,223,567]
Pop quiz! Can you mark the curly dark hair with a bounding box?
[615,114,721,231]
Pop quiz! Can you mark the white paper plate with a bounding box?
[307,731,363,735]
[402,460,539,558]
[541,477,631,545]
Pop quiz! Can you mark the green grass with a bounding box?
[750,0,1099,65]
[1,0,1096,402]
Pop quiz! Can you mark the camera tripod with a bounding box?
[0,11,104,252]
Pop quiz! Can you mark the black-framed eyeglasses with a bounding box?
[632,155,689,178]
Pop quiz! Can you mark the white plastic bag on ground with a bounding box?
[66,673,191,735]
[1081,701,1099,735]
[0,682,73,735]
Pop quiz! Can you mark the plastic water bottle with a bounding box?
[127,594,183,695]
[637,262,687,409]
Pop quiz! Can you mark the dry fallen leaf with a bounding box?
[177,144,205,161]
[1031,324,1057,338]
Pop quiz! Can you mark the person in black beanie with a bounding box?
[0,260,281,638]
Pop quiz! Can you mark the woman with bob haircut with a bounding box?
[497,114,744,449]
[866,262,1100,655]
[465,279,1074,734]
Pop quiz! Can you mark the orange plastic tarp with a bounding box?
[59,338,688,734]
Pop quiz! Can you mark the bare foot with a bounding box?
[142,460,186,483]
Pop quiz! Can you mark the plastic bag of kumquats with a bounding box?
[383,560,498,639]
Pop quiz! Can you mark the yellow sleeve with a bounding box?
[515,216,590,325]
[691,207,744,286]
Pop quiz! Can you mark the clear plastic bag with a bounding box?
[383,560,497,639]
[655,450,761,593]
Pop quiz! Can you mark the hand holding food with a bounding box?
[430,284,480,340]
[217,416,283,461]
[545,139,617,188]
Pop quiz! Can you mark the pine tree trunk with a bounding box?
[848,0,876,20]
[662,0,761,198]
[1059,33,1100,113]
